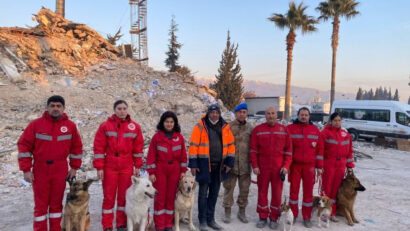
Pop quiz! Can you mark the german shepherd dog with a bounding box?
[61,179,95,231]
[337,171,366,226]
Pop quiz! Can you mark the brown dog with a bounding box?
[174,174,197,231]
[313,195,332,228]
[61,179,94,231]
[337,171,366,226]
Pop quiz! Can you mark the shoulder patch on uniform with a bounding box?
[128,123,136,131]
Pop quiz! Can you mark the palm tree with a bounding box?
[317,0,359,107]
[56,0,65,17]
[268,2,318,120]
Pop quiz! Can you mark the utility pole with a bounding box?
[55,0,65,17]
[130,0,148,65]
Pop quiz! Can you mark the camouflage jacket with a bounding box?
[229,119,253,175]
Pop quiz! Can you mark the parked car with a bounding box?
[331,100,410,141]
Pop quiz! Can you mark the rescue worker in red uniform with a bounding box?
[318,112,355,222]
[17,95,83,231]
[287,107,321,228]
[146,111,188,231]
[250,107,292,229]
[93,100,144,231]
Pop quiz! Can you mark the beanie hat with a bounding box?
[234,103,248,112]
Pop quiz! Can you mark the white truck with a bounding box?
[331,100,410,141]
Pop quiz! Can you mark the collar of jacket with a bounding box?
[232,119,246,126]
[42,111,68,122]
[325,125,340,132]
[293,119,313,125]
[158,130,179,139]
[108,114,131,123]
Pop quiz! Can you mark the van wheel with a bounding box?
[348,129,359,141]
[364,137,373,142]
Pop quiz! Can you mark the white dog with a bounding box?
[280,202,294,231]
[126,175,157,231]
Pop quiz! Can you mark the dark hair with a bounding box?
[47,95,65,106]
[113,100,128,110]
[330,112,341,121]
[297,107,310,116]
[157,111,181,133]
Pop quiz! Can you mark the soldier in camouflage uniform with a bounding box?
[222,103,253,224]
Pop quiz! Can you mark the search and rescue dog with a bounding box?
[337,171,366,226]
[174,174,197,231]
[61,179,95,231]
[313,195,332,228]
[280,200,294,231]
[125,176,157,231]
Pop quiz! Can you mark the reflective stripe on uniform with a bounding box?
[123,133,137,138]
[133,153,144,158]
[36,133,52,141]
[154,209,165,215]
[289,199,298,205]
[146,164,156,169]
[270,205,279,210]
[18,152,32,158]
[257,204,268,209]
[94,154,105,159]
[102,209,113,214]
[57,134,72,141]
[256,132,270,136]
[69,154,83,159]
[291,134,304,139]
[274,132,287,135]
[223,142,234,148]
[49,212,62,218]
[316,155,324,160]
[307,135,319,139]
[302,202,313,207]
[189,142,199,147]
[196,123,203,132]
[165,209,174,214]
[180,163,188,167]
[197,154,208,158]
[226,153,235,158]
[105,131,117,137]
[325,139,338,144]
[172,145,182,151]
[285,152,292,156]
[157,146,168,152]
[117,206,125,211]
[34,215,47,222]
[341,140,350,145]
[347,158,354,163]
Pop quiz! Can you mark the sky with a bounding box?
[0,0,409,102]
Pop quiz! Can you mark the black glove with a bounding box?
[280,171,286,182]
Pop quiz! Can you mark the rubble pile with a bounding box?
[0,8,119,80]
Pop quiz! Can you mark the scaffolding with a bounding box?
[130,0,148,65]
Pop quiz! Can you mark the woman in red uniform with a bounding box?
[146,111,188,231]
[318,112,355,222]
[93,100,144,231]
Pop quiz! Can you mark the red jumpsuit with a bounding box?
[17,111,83,231]
[93,114,144,230]
[250,122,292,221]
[318,125,354,216]
[146,131,188,230]
[287,122,321,221]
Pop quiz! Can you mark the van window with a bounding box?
[335,108,390,122]
[396,112,410,127]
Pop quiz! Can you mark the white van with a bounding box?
[330,100,410,141]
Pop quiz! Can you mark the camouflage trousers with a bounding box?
[222,172,251,209]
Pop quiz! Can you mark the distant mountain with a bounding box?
[196,78,355,105]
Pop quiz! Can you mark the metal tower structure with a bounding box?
[130,0,148,65]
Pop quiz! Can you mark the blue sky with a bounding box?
[1,0,409,101]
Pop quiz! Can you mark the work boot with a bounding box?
[164,228,173,231]
[256,218,267,228]
[269,220,278,230]
[207,220,223,230]
[237,208,248,223]
[330,216,339,222]
[104,229,113,231]
[303,220,312,228]
[117,226,127,231]
[223,207,231,223]
[199,223,208,231]
[293,217,297,224]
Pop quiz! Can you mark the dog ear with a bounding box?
[192,181,197,191]
[83,179,94,191]
[131,175,139,185]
